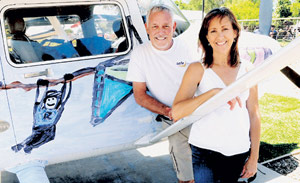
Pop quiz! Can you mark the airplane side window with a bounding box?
[6,16,44,63]
[4,4,130,65]
[91,5,129,54]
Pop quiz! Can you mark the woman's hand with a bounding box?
[240,158,257,178]
[227,96,242,110]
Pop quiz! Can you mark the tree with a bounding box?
[223,0,260,32]
[174,0,189,10]
[175,0,225,12]
[290,1,300,17]
[203,0,225,12]
[224,0,260,20]
[276,0,292,18]
[187,0,202,10]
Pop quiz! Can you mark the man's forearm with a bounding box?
[135,92,170,117]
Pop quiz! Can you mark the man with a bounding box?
[269,25,277,40]
[126,5,194,183]
[253,26,260,34]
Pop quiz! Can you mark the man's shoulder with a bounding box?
[173,38,191,53]
[132,41,151,53]
[172,38,194,61]
[130,41,151,63]
[173,37,186,46]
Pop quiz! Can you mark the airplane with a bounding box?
[0,0,298,182]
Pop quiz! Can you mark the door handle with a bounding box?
[24,68,53,78]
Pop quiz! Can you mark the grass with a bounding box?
[277,39,292,47]
[258,93,300,162]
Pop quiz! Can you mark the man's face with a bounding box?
[146,10,176,51]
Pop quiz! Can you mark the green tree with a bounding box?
[224,0,260,20]
[276,0,292,18]
[223,0,260,32]
[187,0,202,10]
[205,0,225,12]
[175,0,224,12]
[174,0,189,10]
[290,1,300,17]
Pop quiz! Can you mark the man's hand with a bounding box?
[133,82,173,118]
[165,106,173,120]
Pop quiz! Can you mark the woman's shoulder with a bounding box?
[189,61,204,69]
[185,61,205,79]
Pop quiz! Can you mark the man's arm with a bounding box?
[133,82,172,119]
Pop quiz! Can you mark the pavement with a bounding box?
[1,140,299,183]
[1,65,299,183]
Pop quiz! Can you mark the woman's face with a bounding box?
[206,16,237,56]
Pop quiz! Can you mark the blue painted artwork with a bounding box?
[11,74,73,153]
[90,64,132,126]
[9,56,132,153]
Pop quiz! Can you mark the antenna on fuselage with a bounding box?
[258,0,273,35]
[202,0,205,20]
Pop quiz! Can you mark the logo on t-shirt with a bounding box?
[176,61,186,67]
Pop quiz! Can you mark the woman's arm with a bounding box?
[172,62,221,121]
[241,85,261,178]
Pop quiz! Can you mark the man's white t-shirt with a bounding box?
[126,38,193,107]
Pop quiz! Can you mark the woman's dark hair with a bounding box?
[199,7,241,68]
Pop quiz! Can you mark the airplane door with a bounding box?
[0,1,156,166]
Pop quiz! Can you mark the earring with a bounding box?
[208,42,211,46]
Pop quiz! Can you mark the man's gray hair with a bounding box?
[146,4,174,26]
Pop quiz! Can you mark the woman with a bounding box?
[172,7,261,183]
